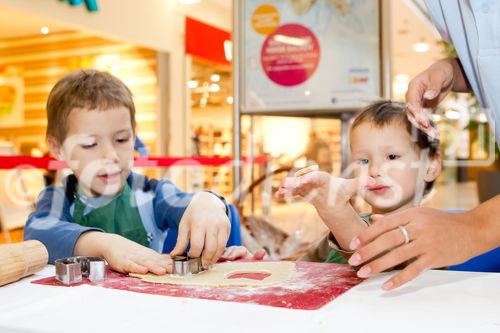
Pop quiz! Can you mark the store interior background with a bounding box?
[0,0,498,246]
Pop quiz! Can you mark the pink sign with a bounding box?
[261,23,320,87]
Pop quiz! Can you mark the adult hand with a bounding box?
[348,207,481,290]
[170,192,231,269]
[405,59,456,139]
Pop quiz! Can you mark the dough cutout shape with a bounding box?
[130,261,295,287]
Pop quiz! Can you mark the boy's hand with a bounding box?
[220,246,266,261]
[170,192,231,269]
[75,232,172,275]
[275,171,374,213]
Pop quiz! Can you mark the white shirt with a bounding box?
[425,0,500,145]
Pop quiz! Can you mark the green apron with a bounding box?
[72,183,149,247]
[325,249,349,264]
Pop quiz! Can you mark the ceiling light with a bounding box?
[210,74,220,82]
[210,83,220,92]
[414,42,429,53]
[226,96,234,104]
[187,80,198,89]
[395,74,409,82]
[224,40,232,62]
[393,74,409,95]
[41,26,50,35]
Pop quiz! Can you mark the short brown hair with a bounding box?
[351,100,440,194]
[46,69,136,143]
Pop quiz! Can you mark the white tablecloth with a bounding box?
[1,266,499,332]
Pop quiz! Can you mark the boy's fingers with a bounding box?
[299,171,322,184]
[170,224,190,257]
[221,247,232,258]
[341,177,370,197]
[215,229,228,262]
[331,176,373,201]
[277,172,332,199]
[134,254,168,275]
[281,177,301,193]
[146,263,167,275]
[294,164,319,177]
[187,228,205,259]
[221,246,237,260]
[200,230,217,268]
[158,253,173,266]
[228,246,246,259]
[254,249,266,260]
[158,254,173,273]
[125,260,148,274]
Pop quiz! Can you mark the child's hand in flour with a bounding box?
[75,232,173,275]
[170,192,231,269]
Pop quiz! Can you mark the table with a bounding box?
[1,265,499,332]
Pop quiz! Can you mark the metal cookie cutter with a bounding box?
[55,256,106,285]
[172,256,204,276]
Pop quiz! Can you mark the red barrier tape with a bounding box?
[0,156,267,170]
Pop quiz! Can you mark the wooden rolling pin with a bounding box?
[0,240,48,287]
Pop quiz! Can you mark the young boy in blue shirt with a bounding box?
[24,70,260,275]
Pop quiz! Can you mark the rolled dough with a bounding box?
[130,261,295,287]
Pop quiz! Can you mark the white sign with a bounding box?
[241,0,381,112]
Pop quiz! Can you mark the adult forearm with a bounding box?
[468,195,500,254]
[443,58,471,93]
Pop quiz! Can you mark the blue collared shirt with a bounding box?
[24,172,229,263]
[425,0,500,145]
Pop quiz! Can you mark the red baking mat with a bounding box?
[32,261,363,310]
